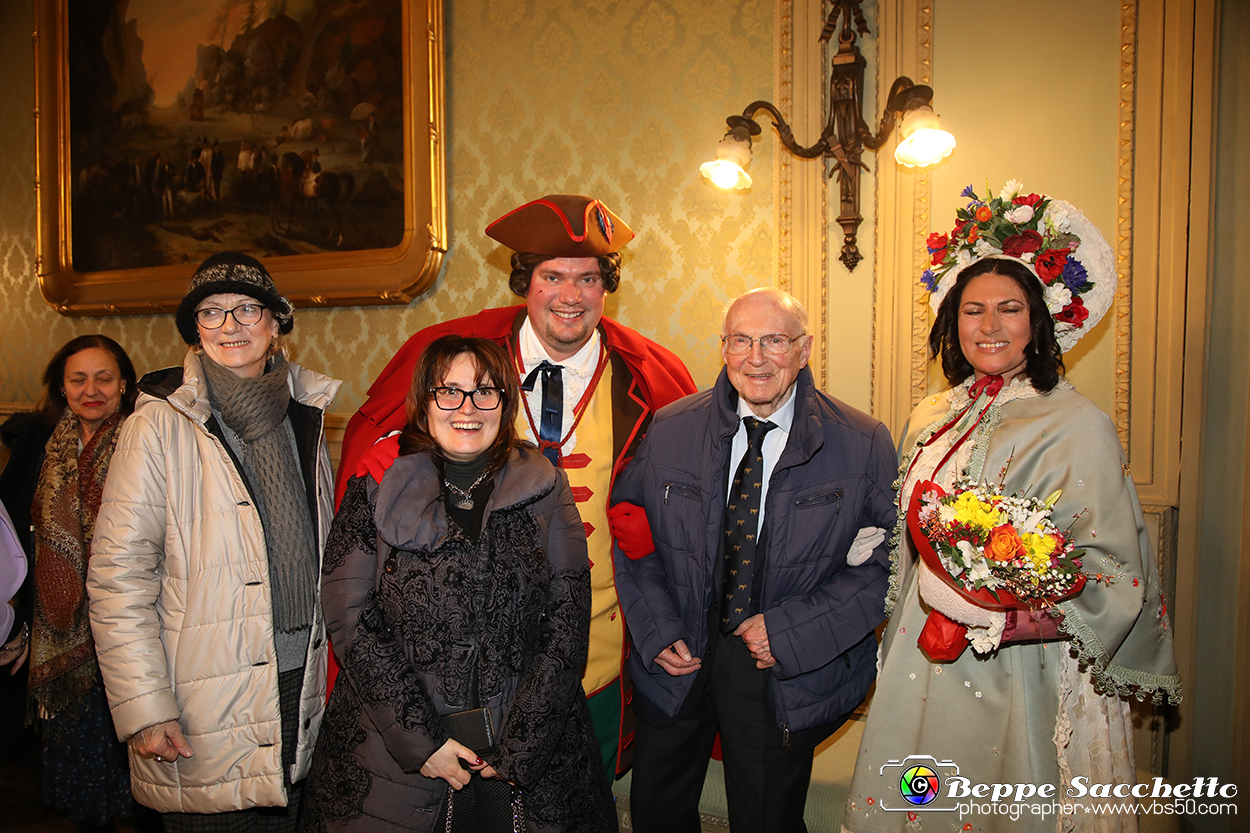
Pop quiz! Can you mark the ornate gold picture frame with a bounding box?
[34,0,446,316]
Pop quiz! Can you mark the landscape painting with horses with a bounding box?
[68,0,405,273]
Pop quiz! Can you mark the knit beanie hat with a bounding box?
[176,251,295,345]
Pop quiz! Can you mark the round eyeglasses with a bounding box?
[720,333,805,356]
[430,386,504,411]
[195,303,266,329]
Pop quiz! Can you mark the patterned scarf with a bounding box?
[201,352,317,633]
[28,408,125,717]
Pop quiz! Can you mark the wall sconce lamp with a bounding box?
[701,0,955,270]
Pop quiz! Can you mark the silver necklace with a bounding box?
[444,470,490,510]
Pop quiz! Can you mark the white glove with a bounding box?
[916,560,1006,655]
[846,526,888,566]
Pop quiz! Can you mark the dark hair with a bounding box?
[929,257,1063,391]
[398,336,529,475]
[508,251,621,297]
[38,335,139,424]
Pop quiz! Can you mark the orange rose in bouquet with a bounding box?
[986,524,1026,562]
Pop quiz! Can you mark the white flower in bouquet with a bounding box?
[1005,204,1034,224]
[1044,282,1073,314]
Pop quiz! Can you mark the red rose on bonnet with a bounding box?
[1002,230,1043,257]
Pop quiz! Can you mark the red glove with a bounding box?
[608,502,655,560]
[355,433,401,484]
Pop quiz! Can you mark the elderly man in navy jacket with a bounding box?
[610,287,895,832]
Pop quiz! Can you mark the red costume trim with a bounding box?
[337,306,696,505]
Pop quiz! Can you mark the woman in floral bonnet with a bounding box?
[843,182,1180,833]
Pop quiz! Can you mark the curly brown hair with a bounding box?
[398,335,529,476]
[507,252,621,297]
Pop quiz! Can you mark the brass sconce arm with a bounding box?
[861,77,936,152]
[733,103,831,160]
[702,0,954,271]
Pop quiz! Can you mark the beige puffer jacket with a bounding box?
[87,350,340,814]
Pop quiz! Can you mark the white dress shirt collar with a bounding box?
[727,382,799,533]
[516,317,603,452]
[736,382,798,434]
[518,317,601,379]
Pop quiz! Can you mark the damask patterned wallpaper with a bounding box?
[0,0,776,412]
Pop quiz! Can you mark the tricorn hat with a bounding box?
[486,194,634,257]
[176,251,294,345]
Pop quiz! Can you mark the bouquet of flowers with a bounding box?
[906,479,1087,660]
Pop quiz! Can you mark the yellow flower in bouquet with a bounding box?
[949,491,1001,531]
[1022,532,1057,571]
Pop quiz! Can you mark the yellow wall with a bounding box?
[0,0,777,410]
[927,0,1122,418]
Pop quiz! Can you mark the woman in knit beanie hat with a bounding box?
[86,252,341,832]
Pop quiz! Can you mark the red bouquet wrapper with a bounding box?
[917,609,972,662]
[906,481,1086,662]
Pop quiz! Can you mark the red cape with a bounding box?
[335,305,697,505]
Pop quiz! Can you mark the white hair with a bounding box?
[721,287,809,334]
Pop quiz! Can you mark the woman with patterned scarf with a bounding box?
[87,252,340,833]
[4,335,139,833]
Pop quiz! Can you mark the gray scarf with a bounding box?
[201,352,317,633]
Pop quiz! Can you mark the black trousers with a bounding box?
[629,628,813,833]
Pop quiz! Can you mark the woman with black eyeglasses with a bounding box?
[86,252,340,832]
[300,335,615,833]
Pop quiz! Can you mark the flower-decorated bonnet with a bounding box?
[922,181,1116,352]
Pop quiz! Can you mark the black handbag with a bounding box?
[439,647,523,833]
[443,779,523,833]
[442,646,496,754]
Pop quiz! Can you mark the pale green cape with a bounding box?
[843,378,1180,833]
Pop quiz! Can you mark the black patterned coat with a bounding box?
[301,448,616,832]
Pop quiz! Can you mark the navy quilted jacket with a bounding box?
[612,366,896,738]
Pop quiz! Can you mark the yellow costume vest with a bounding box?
[514,361,621,696]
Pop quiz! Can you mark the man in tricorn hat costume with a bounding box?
[335,194,697,780]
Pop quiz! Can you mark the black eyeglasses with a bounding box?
[430,387,504,410]
[195,303,266,329]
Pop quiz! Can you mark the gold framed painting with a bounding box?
[34,0,446,316]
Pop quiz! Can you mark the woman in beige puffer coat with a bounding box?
[87,253,340,832]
